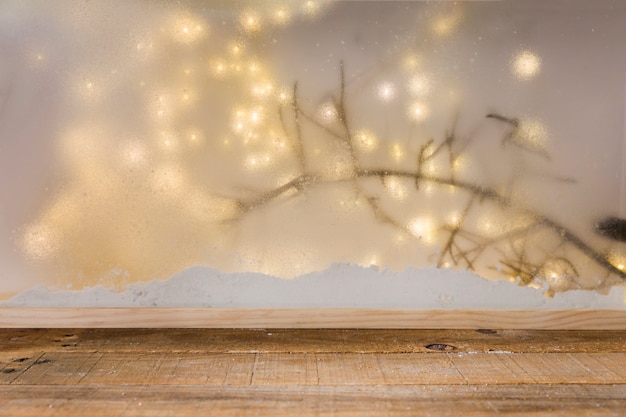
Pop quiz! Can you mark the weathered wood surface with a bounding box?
[1,328,626,354]
[2,308,626,329]
[1,329,625,416]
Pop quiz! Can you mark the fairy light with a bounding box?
[512,50,541,80]
[317,102,338,124]
[73,74,105,103]
[447,212,461,228]
[251,80,274,99]
[408,101,430,122]
[303,0,321,17]
[390,142,406,163]
[376,81,396,102]
[516,118,548,148]
[229,42,244,56]
[361,253,381,268]
[354,129,378,153]
[210,59,228,77]
[408,217,434,243]
[478,216,500,238]
[607,252,626,271]
[248,61,261,74]
[250,110,262,124]
[277,87,291,104]
[170,15,206,44]
[158,131,181,154]
[245,153,272,171]
[432,13,462,37]
[20,223,59,261]
[185,128,204,146]
[273,7,291,26]
[179,87,196,106]
[241,11,262,33]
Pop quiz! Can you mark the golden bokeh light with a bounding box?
[20,224,60,261]
[408,101,430,122]
[376,81,396,102]
[272,7,291,26]
[169,15,207,44]
[354,129,378,153]
[512,50,542,80]
[240,10,262,33]
[317,101,338,124]
[390,142,406,163]
[408,217,435,243]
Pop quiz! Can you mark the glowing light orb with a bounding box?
[273,7,291,26]
[390,143,406,163]
[408,217,434,243]
[512,50,541,80]
[354,130,378,153]
[241,11,262,33]
[20,224,59,260]
[408,102,430,121]
[376,81,396,102]
[317,102,338,124]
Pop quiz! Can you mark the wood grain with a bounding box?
[1,329,625,416]
[1,384,625,417]
[2,308,626,329]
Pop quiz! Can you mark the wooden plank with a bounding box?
[1,329,625,354]
[2,308,626,329]
[508,353,626,384]
[6,351,624,387]
[375,353,465,384]
[315,353,387,386]
[0,384,625,417]
[10,352,102,385]
[447,352,536,384]
[0,354,44,384]
[66,353,257,386]
[251,353,318,386]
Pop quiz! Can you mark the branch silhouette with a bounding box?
[227,62,626,291]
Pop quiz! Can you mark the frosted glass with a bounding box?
[1,0,625,306]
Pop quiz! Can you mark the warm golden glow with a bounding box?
[245,153,272,171]
[408,101,430,121]
[516,118,548,148]
[240,10,262,33]
[272,7,291,26]
[170,15,207,44]
[317,102,338,124]
[354,130,378,153]
[512,50,542,80]
[408,217,434,243]
[377,81,396,102]
[20,224,59,261]
[390,142,406,163]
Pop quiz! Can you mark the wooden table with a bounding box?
[1,329,625,415]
